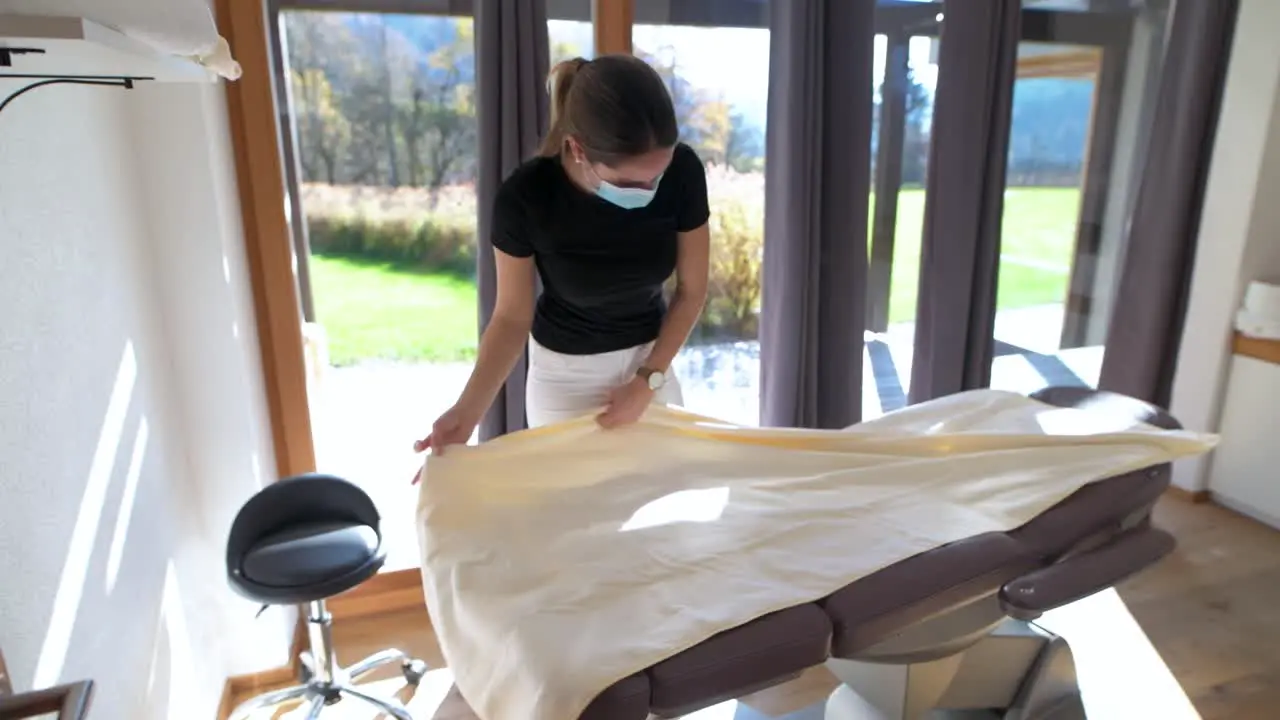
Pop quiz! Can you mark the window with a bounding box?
[858,2,1167,407]
[987,4,1172,395]
[864,31,939,418]
[632,18,770,426]
[550,19,593,61]
[279,8,480,571]
[275,3,600,571]
[267,5,1170,561]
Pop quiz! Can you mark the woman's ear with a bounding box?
[565,137,585,165]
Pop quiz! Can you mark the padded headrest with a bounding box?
[1030,386,1181,430]
[1015,387,1178,557]
[1008,466,1168,558]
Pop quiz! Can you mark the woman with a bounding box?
[415,54,711,455]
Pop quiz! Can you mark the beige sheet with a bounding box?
[415,389,1217,720]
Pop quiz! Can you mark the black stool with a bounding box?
[225,474,427,719]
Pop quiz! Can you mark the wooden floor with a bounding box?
[225,497,1280,720]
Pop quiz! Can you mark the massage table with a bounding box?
[535,387,1184,720]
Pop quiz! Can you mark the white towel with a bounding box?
[0,0,242,79]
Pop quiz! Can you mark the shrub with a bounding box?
[300,167,767,340]
[702,166,764,339]
[302,183,478,276]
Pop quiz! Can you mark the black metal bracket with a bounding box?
[0,46,46,67]
[0,46,153,117]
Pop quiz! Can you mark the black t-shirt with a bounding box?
[491,142,710,355]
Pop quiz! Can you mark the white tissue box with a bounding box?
[1236,281,1280,339]
[1236,308,1280,340]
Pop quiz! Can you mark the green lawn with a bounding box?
[882,187,1078,325]
[309,187,1081,364]
[310,255,478,366]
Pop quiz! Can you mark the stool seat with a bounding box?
[243,520,380,588]
[226,474,424,720]
[227,474,387,605]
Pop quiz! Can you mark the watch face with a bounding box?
[647,370,665,390]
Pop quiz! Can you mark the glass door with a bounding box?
[270,2,594,572]
[635,1,938,425]
[863,27,940,419]
[865,1,1173,404]
[989,1,1171,394]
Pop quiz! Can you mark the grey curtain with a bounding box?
[758,0,875,429]
[474,0,549,440]
[907,0,1021,405]
[1098,0,1238,407]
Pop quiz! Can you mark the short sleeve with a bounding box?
[490,181,534,258]
[675,144,711,232]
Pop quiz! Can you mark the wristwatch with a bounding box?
[636,366,667,391]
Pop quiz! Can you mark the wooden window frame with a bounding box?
[216,0,316,483]
[593,0,633,55]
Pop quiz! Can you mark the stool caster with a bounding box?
[231,648,426,720]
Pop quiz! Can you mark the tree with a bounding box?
[324,14,419,187]
[284,12,359,183]
[872,66,933,185]
[687,97,732,165]
[284,11,359,84]
[417,21,476,189]
[292,68,351,183]
[551,40,582,66]
[376,19,402,187]
[281,13,785,192]
[634,46,752,167]
[636,46,705,145]
[724,113,762,172]
[901,67,932,185]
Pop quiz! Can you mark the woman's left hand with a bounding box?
[597,377,654,429]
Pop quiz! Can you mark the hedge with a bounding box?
[301,167,765,338]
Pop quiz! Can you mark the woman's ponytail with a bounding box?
[539,57,588,157]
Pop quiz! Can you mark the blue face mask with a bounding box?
[589,166,663,210]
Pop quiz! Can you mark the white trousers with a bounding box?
[525,338,684,428]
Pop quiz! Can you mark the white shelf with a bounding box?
[0,14,213,82]
[1209,354,1280,530]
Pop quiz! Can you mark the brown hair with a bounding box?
[538,55,679,166]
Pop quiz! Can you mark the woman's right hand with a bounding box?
[411,405,479,484]
[413,405,480,456]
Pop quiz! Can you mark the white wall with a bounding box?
[1169,0,1280,491]
[0,76,294,718]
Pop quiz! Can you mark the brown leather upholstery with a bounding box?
[647,604,832,717]
[573,387,1179,719]
[578,673,650,720]
[822,532,1038,657]
[1011,387,1180,557]
[1008,467,1168,558]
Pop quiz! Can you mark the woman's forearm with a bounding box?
[456,315,531,416]
[644,287,706,371]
